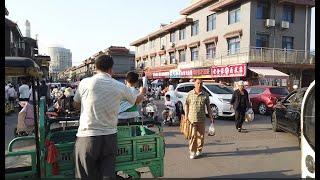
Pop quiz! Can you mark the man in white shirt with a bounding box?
[7,84,17,110]
[73,55,145,179]
[19,79,30,102]
[5,82,11,101]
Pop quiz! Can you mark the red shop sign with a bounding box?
[192,67,211,77]
[211,64,247,78]
[180,69,193,78]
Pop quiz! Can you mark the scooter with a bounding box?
[162,105,179,126]
[145,98,158,122]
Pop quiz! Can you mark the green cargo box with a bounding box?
[6,125,164,179]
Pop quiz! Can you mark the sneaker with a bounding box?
[196,151,202,157]
[189,152,195,159]
[238,128,241,132]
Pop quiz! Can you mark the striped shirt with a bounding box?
[186,90,210,123]
[74,73,137,137]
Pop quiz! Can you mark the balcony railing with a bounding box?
[137,47,315,69]
[190,47,315,68]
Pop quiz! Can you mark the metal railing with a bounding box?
[139,47,315,69]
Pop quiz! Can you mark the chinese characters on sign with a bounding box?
[169,69,181,78]
[153,71,170,79]
[180,69,193,78]
[211,64,247,78]
[192,67,211,78]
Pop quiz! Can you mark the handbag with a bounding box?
[245,108,254,122]
[208,122,215,136]
[180,116,192,140]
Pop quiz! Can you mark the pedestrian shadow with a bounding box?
[166,142,234,149]
[163,131,182,137]
[201,169,299,178]
[245,127,272,132]
[202,146,299,158]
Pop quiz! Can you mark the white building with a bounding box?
[48,46,72,73]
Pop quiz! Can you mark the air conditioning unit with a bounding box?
[170,42,175,47]
[281,21,290,29]
[160,45,165,50]
[265,19,275,28]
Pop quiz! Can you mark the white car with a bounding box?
[175,82,235,118]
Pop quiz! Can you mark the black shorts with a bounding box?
[19,98,29,102]
[9,97,15,103]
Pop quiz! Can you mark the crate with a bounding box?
[48,130,77,144]
[44,125,164,178]
[45,142,75,177]
[117,126,133,138]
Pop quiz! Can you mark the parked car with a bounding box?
[271,87,308,137]
[175,82,235,118]
[246,86,289,115]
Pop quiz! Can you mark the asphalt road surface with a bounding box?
[5,99,301,178]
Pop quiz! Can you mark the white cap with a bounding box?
[238,80,244,86]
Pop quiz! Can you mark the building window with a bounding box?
[283,5,294,23]
[178,50,186,62]
[206,43,216,59]
[282,36,294,49]
[191,20,199,36]
[256,0,270,19]
[190,47,199,61]
[169,52,175,64]
[179,28,186,40]
[256,33,269,47]
[170,32,175,42]
[228,37,240,54]
[229,7,241,24]
[207,13,216,31]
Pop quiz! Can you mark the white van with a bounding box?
[300,80,315,178]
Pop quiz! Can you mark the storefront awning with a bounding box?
[248,67,289,78]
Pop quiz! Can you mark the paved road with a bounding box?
[5,99,301,178]
[151,99,301,178]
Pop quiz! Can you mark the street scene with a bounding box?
[5,99,301,178]
[5,0,315,179]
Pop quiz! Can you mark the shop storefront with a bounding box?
[247,66,289,87]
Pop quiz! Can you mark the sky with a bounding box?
[6,0,315,66]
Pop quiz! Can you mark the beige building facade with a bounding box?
[131,0,315,88]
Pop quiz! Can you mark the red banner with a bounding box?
[211,64,247,78]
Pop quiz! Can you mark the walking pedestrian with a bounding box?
[73,54,145,179]
[185,79,215,159]
[18,79,30,102]
[5,82,11,101]
[230,80,252,132]
[39,80,49,99]
[7,84,17,110]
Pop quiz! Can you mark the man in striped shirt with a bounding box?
[73,55,145,179]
